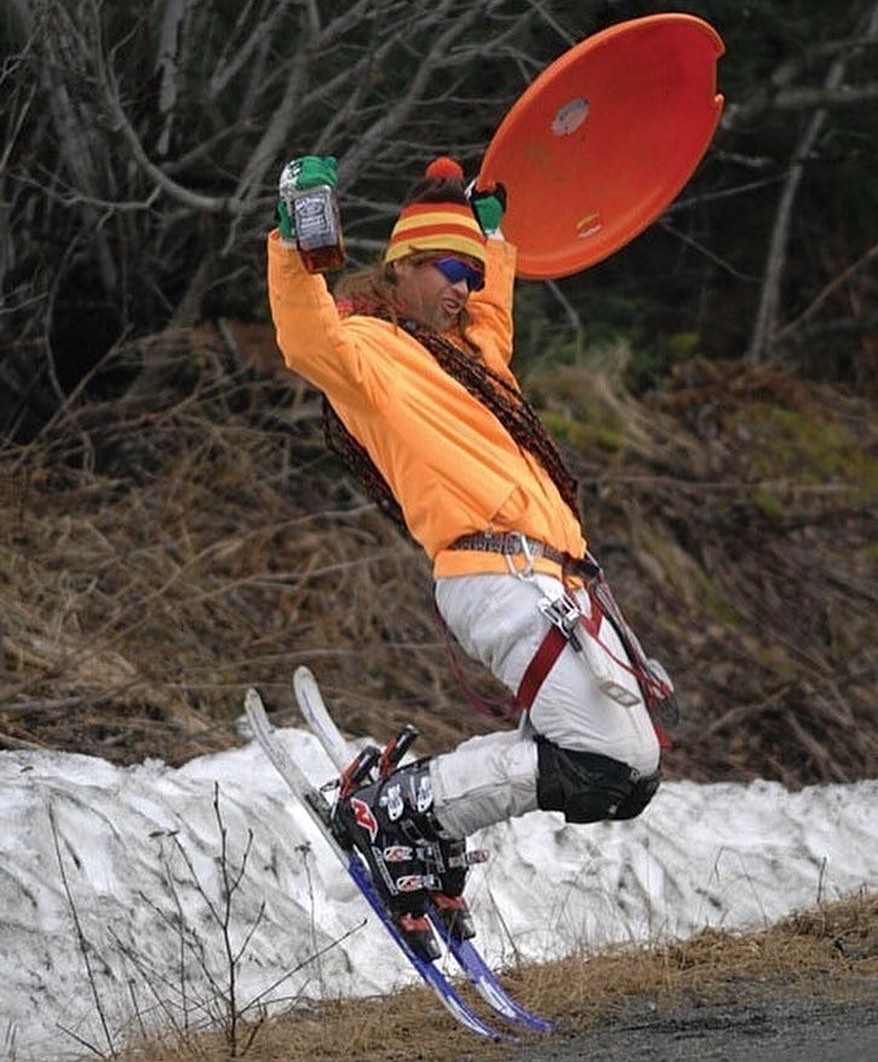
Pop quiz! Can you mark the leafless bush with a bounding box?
[1,328,875,785]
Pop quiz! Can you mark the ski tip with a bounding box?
[244,687,264,711]
[293,664,315,684]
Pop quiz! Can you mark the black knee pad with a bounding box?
[612,768,661,820]
[535,737,660,824]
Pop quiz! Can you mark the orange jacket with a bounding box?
[267,231,586,578]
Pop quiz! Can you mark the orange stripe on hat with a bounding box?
[385,202,486,266]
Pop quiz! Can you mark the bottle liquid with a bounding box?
[288,184,346,273]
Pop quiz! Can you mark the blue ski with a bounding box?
[428,914,554,1032]
[244,688,503,1040]
[291,667,555,1034]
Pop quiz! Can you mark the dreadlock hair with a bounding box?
[333,259,399,314]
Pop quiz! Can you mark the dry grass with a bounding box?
[115,891,877,1060]
[0,326,501,764]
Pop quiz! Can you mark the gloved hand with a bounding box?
[468,182,507,237]
[277,156,339,239]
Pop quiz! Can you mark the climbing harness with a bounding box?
[448,532,679,743]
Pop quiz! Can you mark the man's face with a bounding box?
[393,254,484,333]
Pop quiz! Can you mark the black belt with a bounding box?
[448,532,598,578]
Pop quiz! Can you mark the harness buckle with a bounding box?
[537,592,583,652]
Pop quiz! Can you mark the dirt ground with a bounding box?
[502,981,878,1062]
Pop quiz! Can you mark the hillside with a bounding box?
[1,324,876,788]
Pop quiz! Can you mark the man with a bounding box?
[267,156,668,958]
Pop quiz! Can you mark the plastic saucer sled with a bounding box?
[478,14,725,279]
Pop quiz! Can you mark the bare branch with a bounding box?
[206,0,286,101]
[771,240,878,345]
[748,1,878,361]
[725,77,878,127]
[107,90,242,213]
[155,0,189,156]
[231,0,376,207]
[723,24,878,129]
[340,0,488,182]
[772,80,878,109]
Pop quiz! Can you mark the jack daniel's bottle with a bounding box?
[279,164,345,274]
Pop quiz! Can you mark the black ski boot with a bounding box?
[333,755,445,960]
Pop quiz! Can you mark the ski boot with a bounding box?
[333,749,446,960]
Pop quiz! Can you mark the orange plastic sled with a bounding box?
[478,14,725,279]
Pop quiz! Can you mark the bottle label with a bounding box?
[293,190,338,251]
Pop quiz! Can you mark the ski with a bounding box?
[244,688,504,1040]
[291,666,554,1033]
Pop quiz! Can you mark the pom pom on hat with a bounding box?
[425,156,464,181]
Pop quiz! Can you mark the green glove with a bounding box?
[277,156,339,238]
[469,182,507,236]
[277,199,296,240]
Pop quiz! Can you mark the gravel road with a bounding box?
[495,982,878,1062]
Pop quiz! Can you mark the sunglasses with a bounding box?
[431,256,485,292]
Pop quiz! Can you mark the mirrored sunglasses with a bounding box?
[432,256,485,292]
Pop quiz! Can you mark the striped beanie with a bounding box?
[384,158,486,267]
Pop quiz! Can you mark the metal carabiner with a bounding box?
[504,532,536,580]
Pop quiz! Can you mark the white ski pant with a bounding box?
[429,572,661,837]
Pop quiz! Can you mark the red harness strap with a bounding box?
[514,591,671,748]
[516,579,602,710]
[514,624,568,711]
